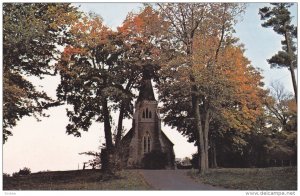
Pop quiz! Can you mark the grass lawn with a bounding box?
[188,167,297,190]
[3,169,151,190]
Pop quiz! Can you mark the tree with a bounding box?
[211,81,296,168]
[56,14,130,173]
[56,8,165,172]
[56,14,122,152]
[114,6,167,147]
[265,81,297,132]
[259,3,297,102]
[264,81,297,164]
[156,3,247,173]
[3,3,80,143]
[160,42,266,167]
[79,151,101,169]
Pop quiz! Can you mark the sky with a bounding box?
[2,3,298,175]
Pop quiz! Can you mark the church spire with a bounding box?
[137,65,156,102]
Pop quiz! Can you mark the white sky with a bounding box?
[2,2,298,175]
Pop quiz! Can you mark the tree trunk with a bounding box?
[115,81,132,148]
[101,97,119,174]
[289,64,297,102]
[115,101,125,148]
[193,96,206,174]
[187,28,207,174]
[102,97,113,150]
[284,31,297,102]
[203,109,210,169]
[210,140,218,168]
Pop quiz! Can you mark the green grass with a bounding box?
[3,169,151,190]
[188,167,297,190]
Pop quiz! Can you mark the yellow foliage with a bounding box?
[192,34,266,132]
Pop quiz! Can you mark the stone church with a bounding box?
[119,71,175,169]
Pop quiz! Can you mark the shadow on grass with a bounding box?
[3,169,146,190]
[188,167,297,190]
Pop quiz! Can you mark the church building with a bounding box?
[119,70,175,169]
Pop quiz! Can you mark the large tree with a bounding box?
[3,3,80,143]
[156,3,248,173]
[114,6,167,147]
[56,14,123,151]
[259,3,297,102]
[159,40,265,170]
[56,7,165,171]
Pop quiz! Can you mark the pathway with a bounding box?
[139,169,225,190]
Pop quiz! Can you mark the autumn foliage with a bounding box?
[3,3,296,171]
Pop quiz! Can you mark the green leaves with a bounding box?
[259,3,297,101]
[3,3,80,143]
[157,4,266,171]
[260,3,294,35]
[268,51,294,69]
[56,7,166,142]
[56,14,133,138]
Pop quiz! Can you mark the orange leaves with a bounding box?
[118,6,167,38]
[192,33,265,132]
[61,46,86,61]
[133,16,144,32]
[118,11,145,35]
[63,46,86,55]
[70,15,109,48]
[217,47,265,131]
[58,13,114,70]
[58,46,87,79]
[117,6,168,65]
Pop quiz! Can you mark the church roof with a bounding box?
[137,68,156,102]
[161,130,174,145]
[120,128,133,145]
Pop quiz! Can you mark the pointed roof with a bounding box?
[161,131,174,145]
[137,66,156,102]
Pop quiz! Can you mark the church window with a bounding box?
[143,137,147,153]
[143,132,151,153]
[142,108,152,119]
[147,136,151,152]
[146,108,149,118]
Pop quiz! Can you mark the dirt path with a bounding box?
[139,169,224,190]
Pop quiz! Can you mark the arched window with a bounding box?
[149,111,152,118]
[147,136,151,152]
[143,132,151,153]
[142,110,145,118]
[143,137,147,153]
[146,108,149,118]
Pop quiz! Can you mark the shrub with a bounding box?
[101,149,123,175]
[12,172,19,177]
[176,163,193,169]
[142,150,168,169]
[191,153,199,169]
[12,167,31,177]
[18,167,31,175]
[3,173,10,178]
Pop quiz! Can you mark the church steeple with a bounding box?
[137,65,156,102]
[119,65,175,169]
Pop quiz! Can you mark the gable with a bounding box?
[120,128,134,146]
[161,130,174,146]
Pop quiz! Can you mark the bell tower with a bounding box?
[126,66,164,167]
[120,65,175,169]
